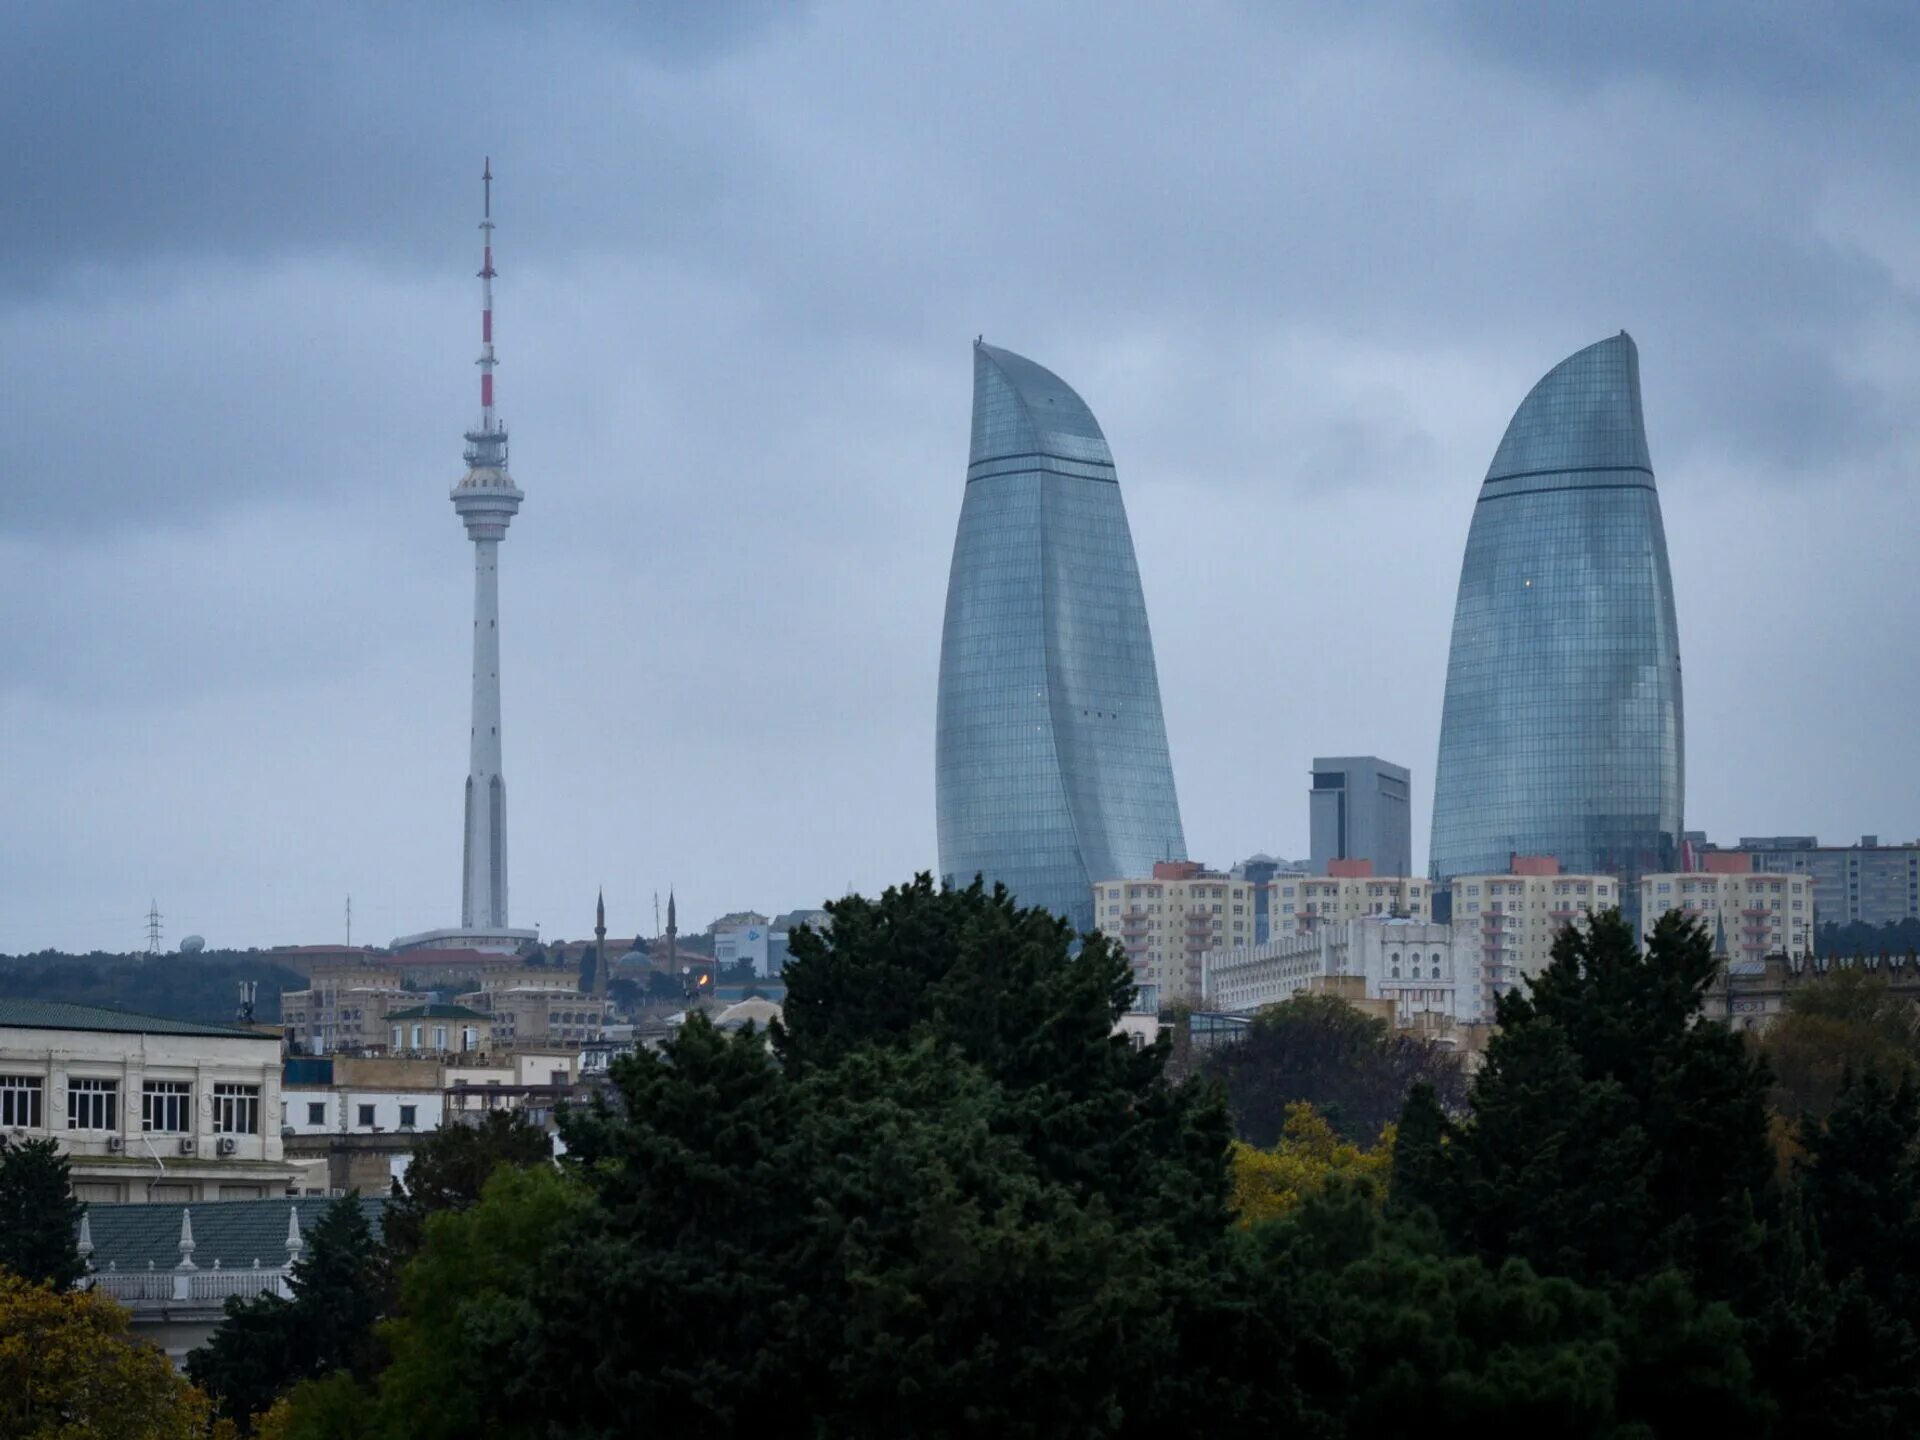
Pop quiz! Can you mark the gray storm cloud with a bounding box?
[2,1,1917,950]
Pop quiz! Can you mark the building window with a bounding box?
[399,1104,417,1128]
[213,1084,260,1135]
[432,1026,449,1050]
[0,1075,42,1128]
[358,1104,376,1127]
[307,1102,326,1124]
[67,1078,118,1131]
[141,1081,191,1133]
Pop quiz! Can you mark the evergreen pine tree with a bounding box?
[0,1135,85,1290]
[1434,908,1775,1294]
[187,1196,385,1430]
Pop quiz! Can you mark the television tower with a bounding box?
[453,158,523,933]
[390,160,538,956]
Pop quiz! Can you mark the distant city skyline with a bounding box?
[5,5,1920,951]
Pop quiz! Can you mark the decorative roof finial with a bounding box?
[285,1204,305,1262]
[176,1208,197,1271]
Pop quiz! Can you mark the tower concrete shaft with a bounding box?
[453,158,521,931]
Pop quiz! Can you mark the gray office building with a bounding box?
[1310,757,1412,878]
[1738,836,1920,930]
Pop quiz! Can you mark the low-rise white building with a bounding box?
[1201,917,1476,1029]
[0,1000,300,1203]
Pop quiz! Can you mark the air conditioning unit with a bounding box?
[216,1137,238,1156]
[105,1135,124,1153]
[178,1138,196,1155]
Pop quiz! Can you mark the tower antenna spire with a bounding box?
[477,156,499,441]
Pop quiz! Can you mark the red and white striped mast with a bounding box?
[478,156,499,438]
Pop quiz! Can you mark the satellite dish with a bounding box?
[180,935,207,954]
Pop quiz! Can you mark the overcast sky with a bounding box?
[4,2,1919,953]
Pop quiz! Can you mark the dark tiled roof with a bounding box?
[0,998,265,1040]
[385,1003,489,1021]
[82,1196,388,1272]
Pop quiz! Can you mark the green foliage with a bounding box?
[382,1109,552,1263]
[1420,908,1775,1296]
[1254,1190,1765,1437]
[1202,990,1469,1145]
[1797,1066,1920,1322]
[778,873,1231,1234]
[189,1197,386,1430]
[0,949,306,1024]
[265,877,1920,1437]
[545,1029,1190,1433]
[0,1136,85,1290]
[1762,969,1920,1118]
[363,1165,588,1440]
[1815,918,1920,959]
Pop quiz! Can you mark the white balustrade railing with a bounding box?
[88,1264,291,1306]
[90,1270,175,1302]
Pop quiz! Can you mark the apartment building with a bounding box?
[1091,862,1259,1005]
[1641,852,1814,960]
[1447,857,1619,1019]
[1092,860,1431,1006]
[457,986,608,1049]
[1735,835,1920,930]
[1270,860,1430,936]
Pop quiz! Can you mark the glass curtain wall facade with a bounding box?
[936,341,1187,933]
[1429,333,1684,922]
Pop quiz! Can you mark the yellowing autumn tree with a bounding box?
[1228,1101,1392,1227]
[0,1267,213,1440]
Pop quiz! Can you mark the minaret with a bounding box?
[666,890,678,973]
[593,888,608,1003]
[453,158,522,932]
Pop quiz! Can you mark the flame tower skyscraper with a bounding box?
[395,160,536,953]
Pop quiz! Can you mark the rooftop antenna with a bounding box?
[237,981,257,1024]
[145,900,163,956]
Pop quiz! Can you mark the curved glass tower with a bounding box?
[936,341,1187,933]
[1429,332,1684,913]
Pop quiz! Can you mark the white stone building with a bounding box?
[0,1000,299,1203]
[1200,917,1476,1029]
